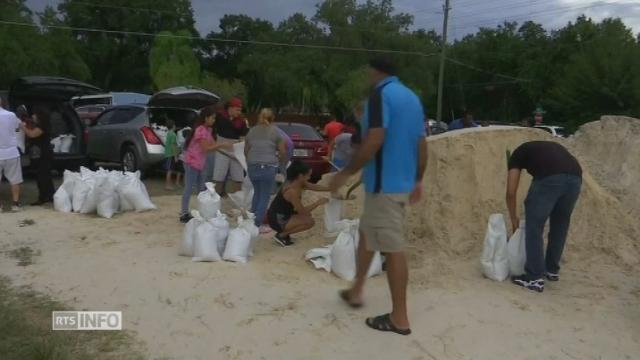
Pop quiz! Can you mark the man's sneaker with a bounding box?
[11,202,22,212]
[273,233,293,247]
[545,272,560,282]
[179,213,193,224]
[511,275,544,293]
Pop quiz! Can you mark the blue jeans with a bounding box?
[181,164,206,215]
[248,164,278,227]
[203,152,216,183]
[524,174,582,279]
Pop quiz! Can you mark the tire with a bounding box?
[121,146,139,173]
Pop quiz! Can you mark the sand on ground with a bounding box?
[0,118,639,360]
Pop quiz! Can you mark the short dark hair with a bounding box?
[286,160,311,181]
[166,118,175,129]
[369,57,397,76]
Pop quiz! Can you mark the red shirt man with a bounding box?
[324,119,344,143]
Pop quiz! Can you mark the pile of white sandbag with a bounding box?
[181,210,260,264]
[53,167,156,218]
[50,134,75,153]
[480,214,527,281]
[305,220,384,281]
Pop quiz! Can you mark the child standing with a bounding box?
[180,106,233,223]
[164,119,182,190]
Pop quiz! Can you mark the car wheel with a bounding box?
[121,147,138,173]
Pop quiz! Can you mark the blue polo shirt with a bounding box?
[448,118,480,130]
[361,76,425,194]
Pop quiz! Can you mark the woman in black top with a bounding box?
[21,107,55,205]
[267,160,331,247]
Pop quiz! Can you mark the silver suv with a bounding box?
[87,87,219,173]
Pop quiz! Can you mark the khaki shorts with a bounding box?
[213,136,244,182]
[0,157,23,185]
[360,193,408,253]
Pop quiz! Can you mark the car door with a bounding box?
[101,107,143,162]
[88,109,116,161]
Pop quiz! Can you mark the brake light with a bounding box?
[141,126,162,145]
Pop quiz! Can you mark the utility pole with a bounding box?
[436,0,451,123]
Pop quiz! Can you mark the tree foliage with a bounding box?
[1,0,638,128]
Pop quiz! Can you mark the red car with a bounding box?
[275,122,331,181]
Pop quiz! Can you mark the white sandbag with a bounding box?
[352,223,384,278]
[223,220,251,263]
[79,174,104,214]
[192,221,221,262]
[55,170,80,213]
[330,220,383,281]
[210,211,230,256]
[330,221,358,281]
[239,212,259,257]
[197,182,221,220]
[480,214,509,281]
[96,178,120,219]
[228,176,254,211]
[59,134,74,153]
[53,187,72,213]
[508,221,527,276]
[177,127,189,148]
[72,180,92,213]
[119,171,156,212]
[324,198,344,238]
[50,136,63,153]
[305,246,332,272]
[181,211,203,257]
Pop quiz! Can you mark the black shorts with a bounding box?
[268,211,290,233]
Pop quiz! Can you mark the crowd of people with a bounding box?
[0,57,584,337]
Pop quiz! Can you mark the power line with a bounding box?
[445,57,531,82]
[0,20,440,57]
[453,1,637,31]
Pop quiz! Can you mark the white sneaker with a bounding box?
[11,202,22,212]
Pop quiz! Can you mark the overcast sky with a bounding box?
[25,0,640,39]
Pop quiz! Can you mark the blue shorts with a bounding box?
[164,157,177,171]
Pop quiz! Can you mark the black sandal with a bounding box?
[365,314,411,336]
[339,289,363,309]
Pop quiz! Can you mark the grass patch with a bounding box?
[0,276,147,360]
[6,246,40,266]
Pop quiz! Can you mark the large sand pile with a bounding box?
[567,116,640,218]
[346,125,640,272]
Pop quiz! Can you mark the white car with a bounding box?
[534,125,567,138]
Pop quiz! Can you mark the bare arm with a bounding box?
[342,128,384,176]
[21,123,43,138]
[304,181,331,192]
[284,188,327,215]
[200,139,231,152]
[506,168,522,233]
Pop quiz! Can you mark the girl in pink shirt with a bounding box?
[180,106,232,223]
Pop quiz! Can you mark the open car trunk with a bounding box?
[9,77,103,167]
[146,107,199,147]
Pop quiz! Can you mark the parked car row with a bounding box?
[4,76,333,180]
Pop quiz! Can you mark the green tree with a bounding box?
[149,30,201,91]
[200,73,247,103]
[58,0,197,92]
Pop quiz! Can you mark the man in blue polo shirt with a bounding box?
[448,110,480,130]
[330,57,427,336]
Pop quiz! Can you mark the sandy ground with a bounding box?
[0,123,639,359]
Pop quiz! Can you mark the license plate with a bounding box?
[293,149,310,157]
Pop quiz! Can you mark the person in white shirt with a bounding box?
[0,97,23,212]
